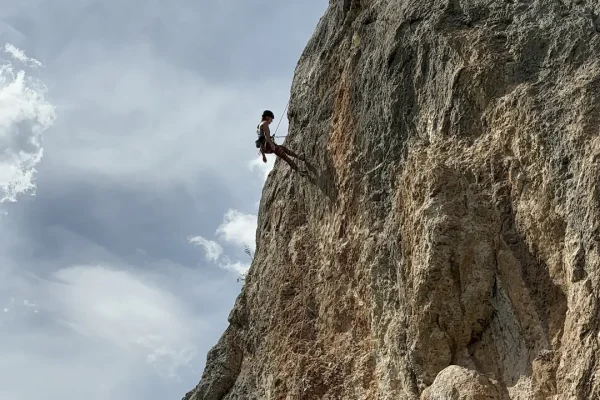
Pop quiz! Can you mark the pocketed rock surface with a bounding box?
[184,1,600,399]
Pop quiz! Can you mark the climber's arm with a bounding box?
[263,124,275,147]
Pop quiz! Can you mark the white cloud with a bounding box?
[189,210,257,276]
[219,259,250,275]
[0,234,237,400]
[4,43,42,67]
[187,236,223,262]
[0,44,56,203]
[249,155,275,181]
[216,209,257,251]
[46,264,199,377]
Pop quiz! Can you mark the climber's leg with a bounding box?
[273,145,300,171]
[277,145,304,160]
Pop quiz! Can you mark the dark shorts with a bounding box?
[258,137,278,155]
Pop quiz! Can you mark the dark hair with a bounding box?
[262,110,274,120]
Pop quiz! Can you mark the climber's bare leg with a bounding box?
[275,148,299,171]
[278,145,304,160]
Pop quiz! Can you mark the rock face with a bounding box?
[184,0,600,399]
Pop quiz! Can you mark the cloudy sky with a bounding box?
[0,2,327,399]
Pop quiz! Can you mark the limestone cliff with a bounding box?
[184,1,600,399]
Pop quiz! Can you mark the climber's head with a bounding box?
[262,110,275,123]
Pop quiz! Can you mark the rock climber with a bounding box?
[256,109,307,175]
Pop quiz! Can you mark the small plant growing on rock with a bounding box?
[236,245,254,284]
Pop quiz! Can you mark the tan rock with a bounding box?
[421,365,509,400]
[184,0,600,398]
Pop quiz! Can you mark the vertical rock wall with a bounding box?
[184,1,600,399]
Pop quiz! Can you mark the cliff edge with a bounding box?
[184,1,600,398]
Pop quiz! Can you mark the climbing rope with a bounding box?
[273,100,289,138]
[268,100,290,143]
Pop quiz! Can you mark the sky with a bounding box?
[0,2,327,399]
